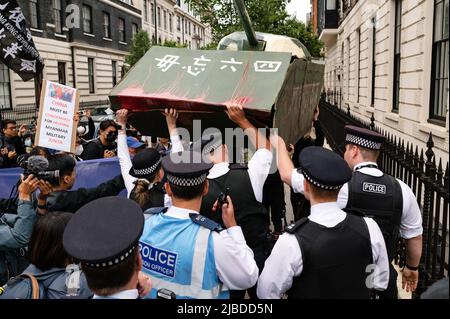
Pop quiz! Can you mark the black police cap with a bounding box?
[298,146,352,190]
[162,151,213,187]
[191,132,223,156]
[344,125,385,150]
[129,148,162,179]
[63,197,144,268]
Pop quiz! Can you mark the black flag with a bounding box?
[0,0,44,81]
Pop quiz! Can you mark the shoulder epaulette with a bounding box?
[143,207,168,215]
[284,217,309,234]
[189,213,224,232]
[343,209,367,218]
[229,163,248,170]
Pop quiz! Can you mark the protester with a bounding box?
[0,175,40,285]
[81,119,118,160]
[0,213,93,299]
[0,120,27,168]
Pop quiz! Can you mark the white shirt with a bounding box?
[165,206,259,291]
[257,202,390,299]
[207,148,273,203]
[93,289,139,299]
[118,132,183,207]
[290,162,423,239]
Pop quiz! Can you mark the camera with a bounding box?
[217,187,230,207]
[19,155,60,185]
[156,288,176,299]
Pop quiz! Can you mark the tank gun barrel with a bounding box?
[234,0,258,47]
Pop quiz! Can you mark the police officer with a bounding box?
[139,150,259,299]
[63,197,151,299]
[195,103,272,299]
[275,125,423,298]
[257,146,389,299]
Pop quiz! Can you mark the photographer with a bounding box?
[81,119,118,160]
[0,175,40,285]
[37,153,125,213]
[0,120,26,169]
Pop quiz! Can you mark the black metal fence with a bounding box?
[320,95,449,295]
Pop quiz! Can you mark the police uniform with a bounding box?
[290,126,423,299]
[117,131,183,206]
[257,146,389,299]
[193,133,272,298]
[139,151,259,299]
[63,197,145,299]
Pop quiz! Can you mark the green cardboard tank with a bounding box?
[109,0,324,145]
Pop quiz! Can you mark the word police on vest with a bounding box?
[139,242,177,277]
[362,182,387,195]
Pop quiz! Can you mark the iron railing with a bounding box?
[319,94,449,295]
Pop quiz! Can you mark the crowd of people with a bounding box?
[0,102,443,300]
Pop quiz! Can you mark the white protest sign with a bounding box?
[35,80,79,153]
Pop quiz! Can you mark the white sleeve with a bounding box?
[257,233,303,299]
[213,226,259,290]
[170,135,184,153]
[247,148,273,202]
[397,180,423,239]
[337,183,349,209]
[117,132,137,197]
[363,217,390,291]
[291,169,305,194]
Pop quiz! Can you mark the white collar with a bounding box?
[354,161,378,171]
[309,202,346,227]
[207,162,230,179]
[353,161,383,177]
[165,205,199,219]
[93,289,139,299]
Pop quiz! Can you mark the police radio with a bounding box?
[157,288,176,299]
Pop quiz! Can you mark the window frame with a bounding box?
[103,12,111,39]
[429,0,449,123]
[392,0,402,112]
[30,0,39,29]
[118,18,126,42]
[0,63,12,110]
[53,0,62,34]
[57,62,66,85]
[88,58,95,94]
[83,5,93,34]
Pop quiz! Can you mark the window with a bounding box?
[177,16,181,31]
[326,0,336,10]
[150,3,154,25]
[88,58,95,93]
[132,23,138,38]
[430,0,449,121]
[347,37,350,99]
[53,0,62,33]
[119,18,126,42]
[371,17,376,106]
[83,5,92,34]
[169,14,173,33]
[157,7,161,27]
[356,28,361,103]
[112,61,117,87]
[57,62,66,85]
[393,0,402,112]
[185,19,187,34]
[189,22,191,35]
[194,25,196,35]
[164,10,167,30]
[103,12,111,38]
[30,0,39,29]
[143,0,148,22]
[0,63,12,109]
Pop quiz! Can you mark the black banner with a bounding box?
[0,0,44,81]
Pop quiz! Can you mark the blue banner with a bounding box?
[0,157,126,199]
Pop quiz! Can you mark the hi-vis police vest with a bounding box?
[139,211,229,299]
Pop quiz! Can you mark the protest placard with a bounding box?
[34,80,80,153]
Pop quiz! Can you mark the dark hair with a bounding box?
[130,179,152,209]
[308,183,340,200]
[28,212,73,271]
[47,153,76,185]
[29,146,50,158]
[99,120,117,132]
[169,180,206,200]
[1,119,16,131]
[81,249,139,296]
